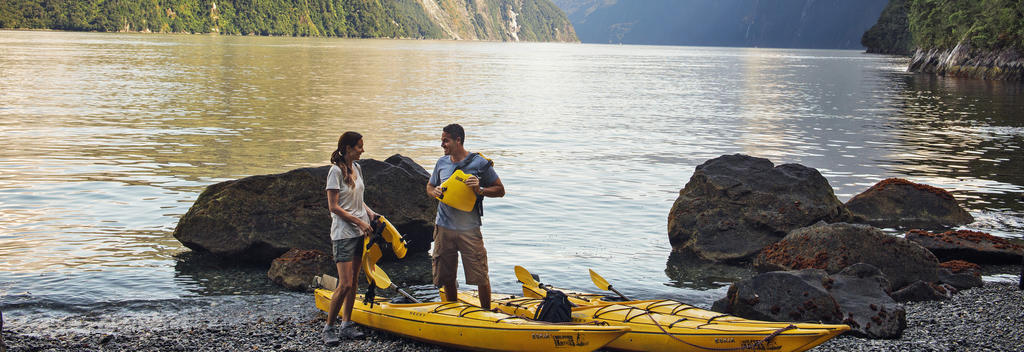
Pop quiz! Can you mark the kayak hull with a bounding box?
[522,284,849,348]
[314,288,628,352]
[464,290,845,352]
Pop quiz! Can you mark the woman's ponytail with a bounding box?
[331,131,362,188]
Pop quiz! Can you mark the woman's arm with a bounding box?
[327,189,372,234]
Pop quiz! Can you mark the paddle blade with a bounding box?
[365,264,392,289]
[514,265,540,288]
[589,269,612,290]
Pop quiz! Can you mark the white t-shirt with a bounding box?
[326,163,368,240]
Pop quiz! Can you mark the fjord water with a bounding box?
[1,31,1022,318]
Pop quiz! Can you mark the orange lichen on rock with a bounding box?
[940,260,981,273]
[862,178,955,200]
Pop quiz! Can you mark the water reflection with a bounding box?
[1,31,1022,311]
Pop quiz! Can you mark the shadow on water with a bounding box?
[173,249,439,300]
[663,250,758,290]
[173,251,285,296]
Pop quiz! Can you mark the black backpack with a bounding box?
[534,289,572,323]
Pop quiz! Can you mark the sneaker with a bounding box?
[322,324,340,345]
[340,324,365,339]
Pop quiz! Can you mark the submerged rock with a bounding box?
[668,154,848,262]
[755,222,939,291]
[905,229,1023,264]
[267,249,335,291]
[173,154,436,263]
[713,264,906,339]
[845,178,972,230]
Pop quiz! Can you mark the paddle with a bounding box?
[365,263,421,303]
[588,269,631,301]
[514,265,541,289]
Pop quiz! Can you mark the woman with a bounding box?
[323,131,374,344]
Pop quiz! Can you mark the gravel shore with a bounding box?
[3,282,1022,352]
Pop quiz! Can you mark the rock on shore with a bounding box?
[668,154,849,262]
[755,222,945,291]
[905,229,1023,264]
[172,155,436,263]
[845,178,973,230]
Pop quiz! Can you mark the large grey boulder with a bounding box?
[905,229,1023,264]
[712,264,906,339]
[755,222,940,291]
[173,154,436,263]
[828,264,906,338]
[845,178,973,230]
[668,154,849,262]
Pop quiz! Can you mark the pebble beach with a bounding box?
[3,282,1021,352]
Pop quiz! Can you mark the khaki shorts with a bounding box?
[432,226,489,287]
[332,237,363,263]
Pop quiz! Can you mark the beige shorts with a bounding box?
[432,226,489,287]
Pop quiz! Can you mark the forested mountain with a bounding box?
[862,0,1023,80]
[0,0,578,42]
[552,0,889,49]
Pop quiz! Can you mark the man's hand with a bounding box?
[465,175,481,194]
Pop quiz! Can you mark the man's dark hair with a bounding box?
[443,124,465,145]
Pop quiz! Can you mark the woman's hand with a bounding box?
[355,219,373,235]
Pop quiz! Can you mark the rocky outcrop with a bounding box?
[267,249,335,291]
[668,154,849,262]
[173,154,436,263]
[755,222,940,290]
[908,43,1024,81]
[712,264,906,339]
[906,229,1024,264]
[845,178,973,230]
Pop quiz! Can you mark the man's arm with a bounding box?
[467,176,504,198]
[427,182,443,198]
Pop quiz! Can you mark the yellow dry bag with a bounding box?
[437,169,478,212]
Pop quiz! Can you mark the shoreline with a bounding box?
[4,282,1021,352]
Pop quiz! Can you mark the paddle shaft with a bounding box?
[608,286,630,301]
[395,286,422,303]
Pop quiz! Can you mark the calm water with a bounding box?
[1,30,1022,318]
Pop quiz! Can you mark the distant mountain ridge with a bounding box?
[0,0,577,42]
[553,0,889,49]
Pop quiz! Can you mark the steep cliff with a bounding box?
[552,0,889,49]
[862,0,1024,80]
[0,0,578,42]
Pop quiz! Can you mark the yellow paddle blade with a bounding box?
[365,263,392,290]
[514,265,540,288]
[589,269,612,291]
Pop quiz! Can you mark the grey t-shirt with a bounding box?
[326,163,368,240]
[429,154,498,231]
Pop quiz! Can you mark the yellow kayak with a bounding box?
[314,288,629,352]
[522,283,850,334]
[460,290,844,352]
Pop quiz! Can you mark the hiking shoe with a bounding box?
[341,324,365,339]
[322,324,340,345]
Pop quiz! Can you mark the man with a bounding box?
[426,124,505,310]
